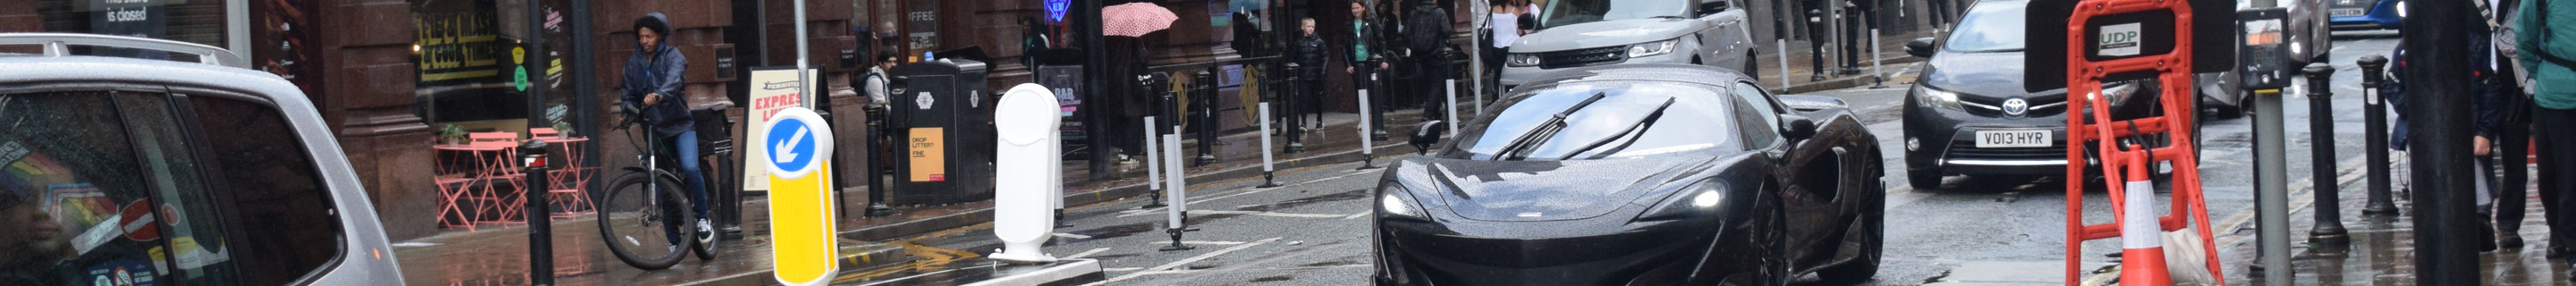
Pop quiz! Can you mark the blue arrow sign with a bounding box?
[766,117,819,175]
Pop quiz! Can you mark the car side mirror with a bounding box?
[1781,114,1818,140]
[1905,38,1936,58]
[1411,121,1448,155]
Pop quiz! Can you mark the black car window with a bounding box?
[1445,80,1735,160]
[1944,0,2029,53]
[0,90,199,286]
[1728,81,1781,149]
[181,94,343,285]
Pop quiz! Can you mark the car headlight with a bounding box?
[1913,85,1964,110]
[2395,1,2406,18]
[1635,181,1728,221]
[1507,54,1543,67]
[1379,186,1430,219]
[2098,82,2141,104]
[1628,39,1680,58]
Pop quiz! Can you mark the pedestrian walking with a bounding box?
[1402,0,1453,111]
[1837,0,1875,75]
[1104,36,1154,167]
[1343,1,1390,139]
[2472,0,2532,251]
[1486,0,1521,96]
[2513,0,2576,261]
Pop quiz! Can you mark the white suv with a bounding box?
[0,33,402,285]
[1500,0,1758,89]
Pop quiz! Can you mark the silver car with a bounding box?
[1500,0,1758,89]
[0,33,404,285]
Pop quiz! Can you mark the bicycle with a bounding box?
[598,105,718,269]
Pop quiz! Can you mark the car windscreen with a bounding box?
[1538,0,1690,29]
[1943,0,2029,53]
[1445,80,1735,161]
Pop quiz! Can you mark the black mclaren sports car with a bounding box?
[1374,64,1888,285]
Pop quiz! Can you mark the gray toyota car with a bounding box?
[0,33,405,285]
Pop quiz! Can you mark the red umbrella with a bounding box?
[1103,3,1178,38]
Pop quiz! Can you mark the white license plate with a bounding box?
[2330,8,2366,17]
[1976,130,2053,148]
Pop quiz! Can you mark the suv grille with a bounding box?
[1961,97,2068,118]
[1538,46,1628,69]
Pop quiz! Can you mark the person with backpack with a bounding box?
[2516,0,2576,263]
[1402,0,1453,112]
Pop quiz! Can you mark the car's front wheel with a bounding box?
[1910,169,1944,190]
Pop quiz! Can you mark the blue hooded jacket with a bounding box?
[623,13,693,138]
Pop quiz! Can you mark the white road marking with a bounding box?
[1343,212,1371,220]
[1053,232,1093,240]
[1063,248,1111,260]
[1103,267,1144,272]
[1097,238,1283,284]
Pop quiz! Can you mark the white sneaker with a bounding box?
[696,219,716,245]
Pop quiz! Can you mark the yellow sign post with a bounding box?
[762,107,838,285]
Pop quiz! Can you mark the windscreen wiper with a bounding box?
[1557,97,1676,160]
[1495,92,1610,160]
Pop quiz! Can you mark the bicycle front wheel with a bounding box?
[598,172,696,270]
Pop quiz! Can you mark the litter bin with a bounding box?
[888,59,995,205]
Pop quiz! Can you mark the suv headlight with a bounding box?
[1913,85,1964,110]
[1507,53,1543,67]
[1635,181,1728,221]
[1628,39,1680,58]
[1379,185,1430,220]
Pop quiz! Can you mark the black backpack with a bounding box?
[1406,5,1452,55]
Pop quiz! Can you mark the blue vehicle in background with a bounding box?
[2326,0,2402,30]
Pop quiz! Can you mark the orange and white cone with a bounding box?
[2118,176,2172,286]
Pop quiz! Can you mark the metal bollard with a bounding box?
[1870,28,1886,88]
[1446,79,1461,137]
[1284,63,1308,154]
[1776,39,1792,89]
[865,105,895,217]
[2359,55,2399,216]
[1359,89,1381,170]
[1160,134,1196,251]
[1258,103,1284,189]
[1142,116,1167,208]
[1369,72,1390,141]
[1195,70,1218,166]
[2304,63,2350,247]
[520,139,554,286]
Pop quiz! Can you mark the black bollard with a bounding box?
[865,105,895,217]
[520,139,554,285]
[1284,63,1306,154]
[1195,70,1218,166]
[2359,55,2398,216]
[2304,63,2350,247]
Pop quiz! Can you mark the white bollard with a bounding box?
[1776,39,1792,88]
[1358,89,1378,170]
[1445,79,1460,137]
[1258,103,1283,189]
[1158,133,1196,251]
[1142,116,1165,208]
[990,84,1060,264]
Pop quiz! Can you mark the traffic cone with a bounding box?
[2117,156,2172,286]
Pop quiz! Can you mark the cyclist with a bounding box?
[621,12,712,251]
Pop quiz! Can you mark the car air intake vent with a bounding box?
[1538,46,1628,69]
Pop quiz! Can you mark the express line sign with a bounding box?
[740,67,821,192]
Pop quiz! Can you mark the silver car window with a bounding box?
[1944,0,2030,53]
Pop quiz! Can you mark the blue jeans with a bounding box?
[657,130,711,242]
